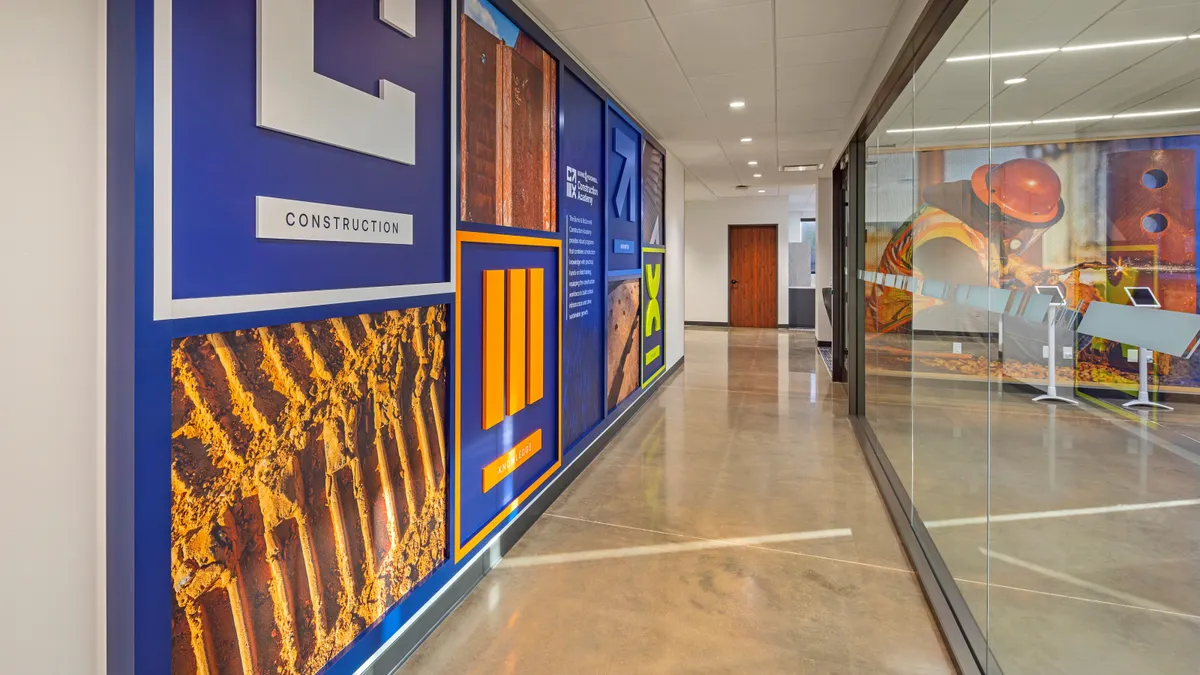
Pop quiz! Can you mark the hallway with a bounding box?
[401,328,953,674]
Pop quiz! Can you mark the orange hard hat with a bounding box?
[970,158,1063,226]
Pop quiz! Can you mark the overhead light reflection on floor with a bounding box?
[500,527,854,569]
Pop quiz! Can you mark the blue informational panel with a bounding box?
[643,249,666,383]
[606,109,642,274]
[560,70,606,451]
[164,0,452,317]
[455,232,561,561]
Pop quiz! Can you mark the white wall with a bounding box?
[0,1,104,673]
[665,152,686,368]
[684,196,790,325]
[816,178,834,342]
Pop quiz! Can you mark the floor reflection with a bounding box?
[400,328,953,675]
[868,333,1200,675]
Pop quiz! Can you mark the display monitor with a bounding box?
[1125,286,1161,308]
[1034,285,1066,306]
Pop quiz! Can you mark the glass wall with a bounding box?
[857,1,1200,672]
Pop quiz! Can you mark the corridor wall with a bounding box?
[0,1,104,673]
[684,196,791,325]
[105,1,676,674]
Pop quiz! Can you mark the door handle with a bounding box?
[730,279,740,286]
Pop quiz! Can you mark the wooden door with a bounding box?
[728,225,778,328]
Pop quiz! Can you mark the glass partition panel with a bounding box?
[858,0,1200,672]
[864,75,916,500]
[904,0,996,639]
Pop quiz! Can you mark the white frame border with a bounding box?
[153,0,458,320]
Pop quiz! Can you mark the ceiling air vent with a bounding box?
[781,163,823,172]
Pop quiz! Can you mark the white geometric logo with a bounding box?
[257,0,417,165]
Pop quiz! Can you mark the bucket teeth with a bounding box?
[171,307,448,675]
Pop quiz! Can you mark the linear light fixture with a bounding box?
[946,47,1058,62]
[1032,115,1113,125]
[947,33,1200,62]
[1115,107,1200,118]
[1060,36,1187,52]
[885,106,1200,133]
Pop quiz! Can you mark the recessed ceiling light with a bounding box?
[748,161,758,166]
[753,173,762,178]
[729,100,746,109]
[1004,77,1027,85]
[758,189,766,193]
[781,164,823,172]
[741,137,753,143]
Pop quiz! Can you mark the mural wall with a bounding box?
[171,309,447,675]
[460,0,557,232]
[110,0,673,673]
[608,278,643,410]
[560,71,607,450]
[865,135,1200,394]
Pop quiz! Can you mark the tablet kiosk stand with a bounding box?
[1033,305,1078,405]
[1123,347,1173,411]
[1120,288,1172,411]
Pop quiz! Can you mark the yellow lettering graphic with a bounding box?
[644,263,662,338]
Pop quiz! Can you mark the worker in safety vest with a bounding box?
[870,158,1066,334]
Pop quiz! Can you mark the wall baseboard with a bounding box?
[685,321,730,327]
[358,358,686,675]
[912,329,998,340]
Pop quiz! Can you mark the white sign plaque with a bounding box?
[256,196,414,246]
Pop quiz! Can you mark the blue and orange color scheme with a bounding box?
[481,267,548,428]
[455,230,562,562]
[642,248,666,384]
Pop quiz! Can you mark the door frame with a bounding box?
[727,223,779,328]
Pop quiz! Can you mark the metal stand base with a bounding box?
[1127,350,1172,411]
[1035,306,1076,406]
[1034,394,1078,405]
[1123,399,1173,411]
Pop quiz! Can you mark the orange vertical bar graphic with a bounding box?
[507,269,528,416]
[526,268,545,404]
[482,270,506,430]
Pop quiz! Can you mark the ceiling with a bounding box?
[516,0,904,206]
[876,0,1200,147]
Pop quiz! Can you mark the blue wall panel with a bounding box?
[560,70,607,452]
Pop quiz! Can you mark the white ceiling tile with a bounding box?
[776,0,899,39]
[1072,4,1200,43]
[776,95,854,120]
[556,18,673,63]
[664,139,729,165]
[659,2,775,76]
[777,59,872,91]
[778,132,841,152]
[776,27,888,66]
[647,0,761,16]
[524,0,652,31]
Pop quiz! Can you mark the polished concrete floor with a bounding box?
[867,335,1200,675]
[401,328,954,674]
